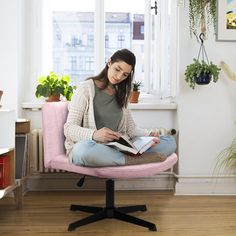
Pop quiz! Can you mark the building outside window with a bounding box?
[105,35,109,48]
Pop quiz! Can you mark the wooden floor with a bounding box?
[0,190,236,236]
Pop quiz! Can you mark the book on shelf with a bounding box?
[0,155,11,189]
[106,135,156,155]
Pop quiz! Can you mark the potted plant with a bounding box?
[184,59,221,89]
[129,81,142,103]
[189,0,217,37]
[35,71,74,102]
[214,138,236,174]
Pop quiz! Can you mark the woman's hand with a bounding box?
[93,127,121,143]
[149,131,160,146]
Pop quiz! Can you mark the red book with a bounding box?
[0,156,11,189]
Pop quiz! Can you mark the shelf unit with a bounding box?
[0,110,22,209]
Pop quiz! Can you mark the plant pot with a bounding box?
[129,91,140,103]
[195,73,212,85]
[46,94,60,102]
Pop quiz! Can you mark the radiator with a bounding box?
[28,129,64,173]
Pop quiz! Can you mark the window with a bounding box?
[41,0,178,99]
[105,35,109,48]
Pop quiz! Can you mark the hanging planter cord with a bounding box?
[197,32,209,64]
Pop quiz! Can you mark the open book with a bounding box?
[106,135,156,155]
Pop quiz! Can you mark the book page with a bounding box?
[117,135,135,149]
[131,136,155,152]
[106,136,155,155]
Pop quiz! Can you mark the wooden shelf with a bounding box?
[0,110,23,209]
[0,182,18,199]
[0,149,23,209]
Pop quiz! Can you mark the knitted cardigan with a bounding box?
[64,79,150,161]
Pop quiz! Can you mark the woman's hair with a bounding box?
[90,49,136,108]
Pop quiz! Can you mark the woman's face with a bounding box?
[107,60,132,85]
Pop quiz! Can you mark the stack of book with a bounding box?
[0,155,11,189]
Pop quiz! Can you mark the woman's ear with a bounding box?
[107,59,112,67]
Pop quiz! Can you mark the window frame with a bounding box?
[40,0,178,100]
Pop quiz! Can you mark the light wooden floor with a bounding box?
[0,190,236,236]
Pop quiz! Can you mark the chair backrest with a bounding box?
[42,101,68,168]
[42,101,178,179]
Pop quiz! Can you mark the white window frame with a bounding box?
[39,0,178,100]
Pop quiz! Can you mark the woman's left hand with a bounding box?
[149,131,160,145]
[149,131,160,138]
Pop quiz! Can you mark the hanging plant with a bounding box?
[189,0,217,37]
[184,33,221,89]
[185,59,220,89]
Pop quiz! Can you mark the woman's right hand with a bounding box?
[92,127,121,143]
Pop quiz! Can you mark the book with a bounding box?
[0,155,11,189]
[106,135,156,155]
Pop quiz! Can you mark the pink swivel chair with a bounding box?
[42,101,178,231]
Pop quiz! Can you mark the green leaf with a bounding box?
[35,71,75,101]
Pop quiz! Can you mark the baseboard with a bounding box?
[175,176,236,195]
[25,172,176,191]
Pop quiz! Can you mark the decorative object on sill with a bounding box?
[184,33,221,89]
[129,81,142,103]
[220,61,236,81]
[35,71,75,102]
[0,90,3,108]
[214,137,236,174]
[189,0,217,38]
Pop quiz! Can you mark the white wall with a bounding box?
[176,1,236,194]
[2,0,236,194]
[0,0,21,113]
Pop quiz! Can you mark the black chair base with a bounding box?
[68,179,157,231]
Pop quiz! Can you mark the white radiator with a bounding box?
[28,129,65,173]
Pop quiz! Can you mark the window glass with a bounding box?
[104,0,145,85]
[43,0,177,98]
[51,0,95,85]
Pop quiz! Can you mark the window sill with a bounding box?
[129,94,177,110]
[22,99,177,111]
[22,102,44,111]
[128,102,177,110]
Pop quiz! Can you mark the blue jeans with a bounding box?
[72,135,177,167]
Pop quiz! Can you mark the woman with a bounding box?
[64,49,176,167]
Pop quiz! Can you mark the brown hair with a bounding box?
[89,49,136,108]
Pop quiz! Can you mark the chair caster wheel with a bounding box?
[149,225,157,231]
[68,225,75,231]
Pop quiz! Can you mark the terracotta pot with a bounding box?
[129,91,140,103]
[46,94,60,102]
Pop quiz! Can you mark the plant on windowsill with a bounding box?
[129,81,142,103]
[35,71,74,102]
[184,58,221,89]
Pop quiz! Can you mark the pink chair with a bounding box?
[42,101,178,231]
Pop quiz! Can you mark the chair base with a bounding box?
[68,179,157,231]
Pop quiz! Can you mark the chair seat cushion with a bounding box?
[50,153,178,179]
